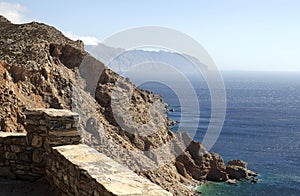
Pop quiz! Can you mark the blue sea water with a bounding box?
[139,71,300,196]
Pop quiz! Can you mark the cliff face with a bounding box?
[0,16,256,195]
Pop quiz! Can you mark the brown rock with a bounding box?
[206,153,228,181]
[226,159,257,180]
[187,140,207,165]
[10,145,23,153]
[176,153,203,180]
[228,160,248,168]
[31,135,43,147]
[226,165,248,180]
[32,149,44,163]
[175,161,191,179]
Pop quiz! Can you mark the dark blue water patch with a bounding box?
[137,71,300,195]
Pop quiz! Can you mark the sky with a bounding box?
[0,0,300,71]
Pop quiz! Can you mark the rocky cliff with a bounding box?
[0,15,256,195]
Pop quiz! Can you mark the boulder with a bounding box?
[226,159,257,180]
[226,165,248,180]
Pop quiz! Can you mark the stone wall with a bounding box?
[0,132,44,181]
[0,108,172,196]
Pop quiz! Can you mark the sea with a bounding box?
[139,71,300,196]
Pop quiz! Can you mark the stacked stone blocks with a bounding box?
[0,108,172,196]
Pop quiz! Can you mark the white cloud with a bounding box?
[64,32,101,46]
[0,2,30,24]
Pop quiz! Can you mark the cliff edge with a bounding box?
[0,16,256,195]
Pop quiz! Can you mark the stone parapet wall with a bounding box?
[0,109,172,196]
[25,109,81,148]
[0,132,44,181]
[48,144,172,196]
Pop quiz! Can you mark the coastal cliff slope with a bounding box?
[0,16,255,195]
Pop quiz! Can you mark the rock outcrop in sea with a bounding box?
[0,15,256,195]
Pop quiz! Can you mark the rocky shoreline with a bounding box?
[0,15,257,195]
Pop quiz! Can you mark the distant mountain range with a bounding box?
[85,44,207,78]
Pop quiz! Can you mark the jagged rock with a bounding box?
[176,153,203,180]
[226,165,248,180]
[175,161,191,179]
[49,43,85,68]
[226,159,257,180]
[228,159,248,168]
[206,153,228,181]
[187,140,208,164]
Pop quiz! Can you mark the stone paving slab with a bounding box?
[53,144,173,196]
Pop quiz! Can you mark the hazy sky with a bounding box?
[1,0,300,71]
